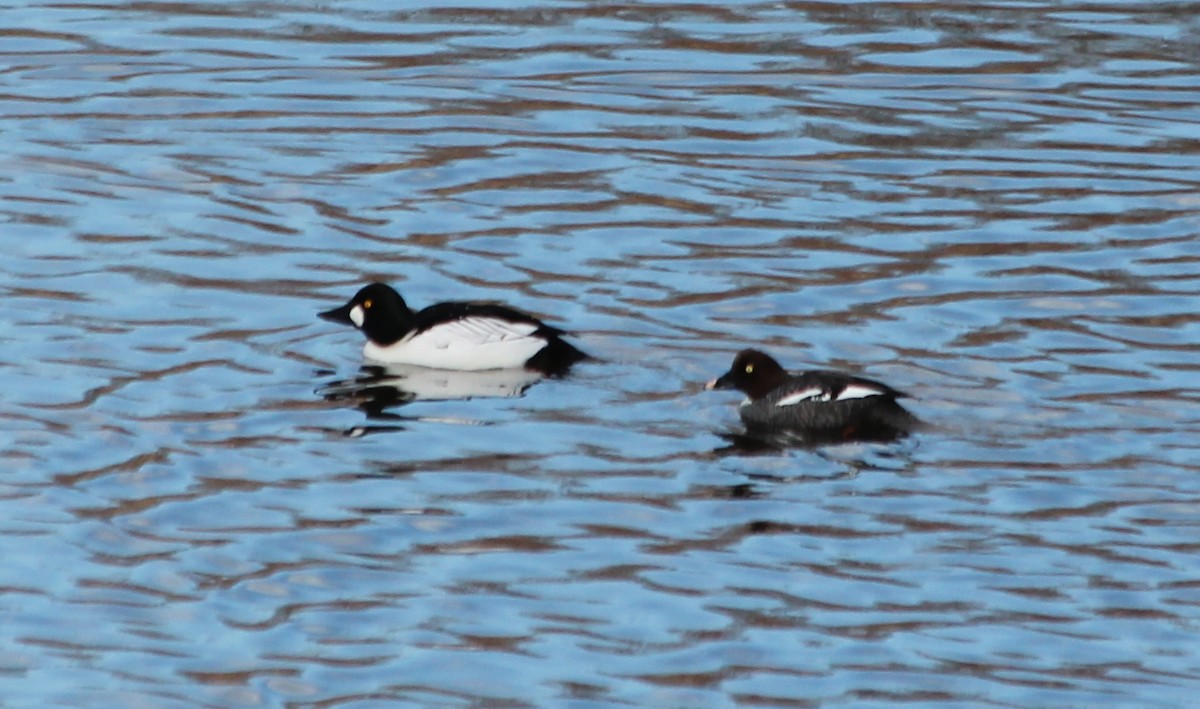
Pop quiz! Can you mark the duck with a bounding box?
[706,349,919,443]
[319,283,588,375]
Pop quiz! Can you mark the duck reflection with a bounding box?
[709,425,923,475]
[318,363,545,424]
[713,425,913,456]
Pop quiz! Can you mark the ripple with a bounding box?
[3,0,1200,706]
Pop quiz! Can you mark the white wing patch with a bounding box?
[775,388,827,407]
[835,384,886,400]
[434,316,540,343]
[364,316,546,370]
[776,383,885,407]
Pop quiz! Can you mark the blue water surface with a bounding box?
[2,0,1200,707]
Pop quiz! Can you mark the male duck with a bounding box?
[320,283,588,375]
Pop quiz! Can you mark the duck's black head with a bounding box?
[706,349,790,400]
[319,282,414,345]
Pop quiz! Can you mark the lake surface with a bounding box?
[3,0,1200,706]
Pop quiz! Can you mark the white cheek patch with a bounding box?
[349,305,365,328]
[835,384,885,401]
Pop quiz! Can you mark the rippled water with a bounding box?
[4,0,1200,706]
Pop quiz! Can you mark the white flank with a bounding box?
[775,388,826,407]
[364,316,546,370]
[835,384,885,400]
[349,305,365,328]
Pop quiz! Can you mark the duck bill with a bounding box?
[319,302,355,326]
[705,373,733,391]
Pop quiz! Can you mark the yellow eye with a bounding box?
[745,364,754,374]
[363,299,373,309]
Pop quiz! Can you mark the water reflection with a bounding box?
[317,363,545,435]
[320,363,542,406]
[711,422,908,453]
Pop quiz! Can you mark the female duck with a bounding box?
[706,349,918,442]
[320,283,588,375]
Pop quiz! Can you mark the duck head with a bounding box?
[705,349,790,400]
[319,282,413,345]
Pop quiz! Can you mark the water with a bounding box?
[3,0,1200,706]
